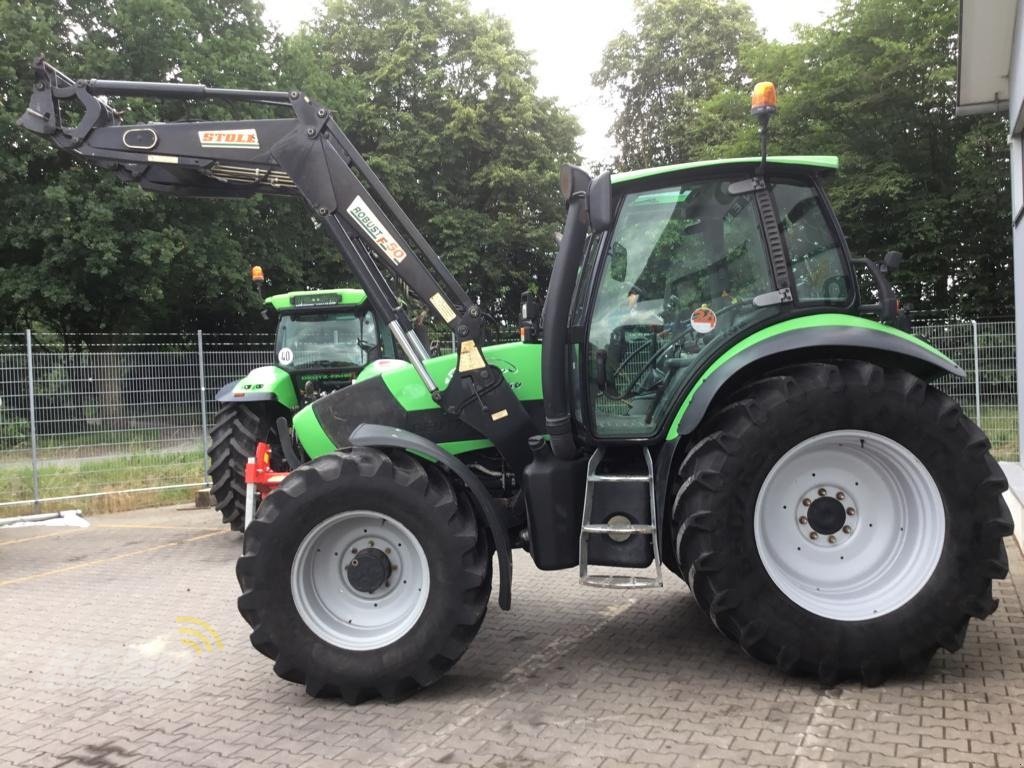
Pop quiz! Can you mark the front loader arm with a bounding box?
[19,57,536,470]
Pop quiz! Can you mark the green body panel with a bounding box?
[379,341,543,413]
[353,358,412,384]
[611,155,839,186]
[292,405,336,457]
[292,342,542,459]
[227,365,299,409]
[665,314,955,440]
[264,288,368,311]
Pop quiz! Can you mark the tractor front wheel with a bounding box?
[236,447,491,702]
[207,403,281,531]
[673,361,1012,685]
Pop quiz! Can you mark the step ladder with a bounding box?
[579,447,663,588]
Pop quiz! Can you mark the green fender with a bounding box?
[666,314,963,441]
[215,365,299,410]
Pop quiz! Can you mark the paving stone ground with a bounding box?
[1,504,1023,768]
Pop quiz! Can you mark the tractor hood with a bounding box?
[292,341,543,458]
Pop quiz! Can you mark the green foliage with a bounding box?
[593,0,761,168]
[0,0,580,337]
[598,0,1012,317]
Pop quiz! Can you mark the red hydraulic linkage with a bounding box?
[242,441,289,529]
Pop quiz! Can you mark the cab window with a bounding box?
[774,181,850,303]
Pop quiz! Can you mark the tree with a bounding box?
[0,0,320,336]
[593,0,761,169]
[282,0,581,323]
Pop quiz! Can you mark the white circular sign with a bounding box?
[690,306,717,334]
[278,347,294,365]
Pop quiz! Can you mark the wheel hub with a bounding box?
[345,547,392,593]
[755,430,945,621]
[807,496,846,535]
[290,511,430,651]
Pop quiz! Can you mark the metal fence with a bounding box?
[915,320,1018,462]
[0,331,274,515]
[0,321,1019,515]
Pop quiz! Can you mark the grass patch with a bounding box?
[975,404,1019,462]
[0,448,206,518]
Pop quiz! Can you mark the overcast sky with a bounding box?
[261,0,838,167]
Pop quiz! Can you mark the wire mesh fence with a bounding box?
[0,321,1019,516]
[0,331,274,516]
[915,320,1018,462]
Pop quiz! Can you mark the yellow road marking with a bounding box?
[0,523,220,547]
[0,530,77,548]
[0,530,227,588]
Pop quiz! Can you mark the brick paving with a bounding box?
[1,504,1023,768]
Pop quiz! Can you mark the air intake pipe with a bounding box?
[542,165,592,460]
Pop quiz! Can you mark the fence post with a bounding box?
[198,330,210,477]
[25,329,40,513]
[971,320,982,424]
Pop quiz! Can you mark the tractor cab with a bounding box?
[574,156,854,441]
[263,289,397,404]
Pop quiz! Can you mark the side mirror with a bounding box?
[588,171,613,233]
[881,250,903,273]
[519,290,542,343]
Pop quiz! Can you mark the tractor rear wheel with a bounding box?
[207,403,281,531]
[236,447,491,702]
[673,361,1012,685]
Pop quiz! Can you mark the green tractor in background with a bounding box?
[208,275,397,531]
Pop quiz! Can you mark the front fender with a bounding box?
[348,424,513,612]
[667,315,963,440]
[215,366,298,409]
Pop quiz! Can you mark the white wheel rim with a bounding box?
[754,430,945,621]
[290,511,430,651]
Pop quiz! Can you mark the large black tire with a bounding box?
[673,361,1013,686]
[207,404,280,531]
[236,447,491,702]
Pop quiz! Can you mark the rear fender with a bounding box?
[667,316,963,441]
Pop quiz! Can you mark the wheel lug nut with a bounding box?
[385,548,391,554]
[810,532,819,540]
[836,491,845,501]
[817,488,827,496]
[352,548,358,554]
[802,498,811,507]
[827,535,836,544]
[350,558,358,567]
[842,525,852,534]
[847,507,856,517]
[799,516,808,525]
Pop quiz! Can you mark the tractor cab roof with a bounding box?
[611,155,839,186]
[264,288,369,312]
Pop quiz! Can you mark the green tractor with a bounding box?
[23,66,1013,699]
[209,281,398,530]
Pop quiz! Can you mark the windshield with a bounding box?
[275,311,378,370]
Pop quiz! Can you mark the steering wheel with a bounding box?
[616,300,748,399]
